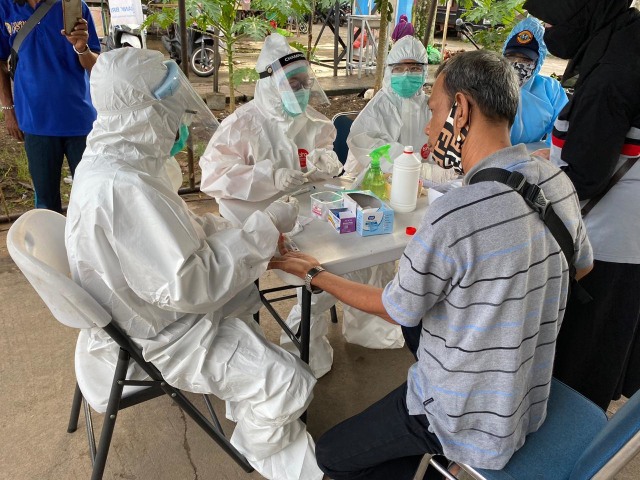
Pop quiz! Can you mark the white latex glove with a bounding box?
[264,196,300,233]
[274,168,306,191]
[421,162,460,184]
[306,149,343,179]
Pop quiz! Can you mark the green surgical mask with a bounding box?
[390,73,425,98]
[170,124,189,156]
[282,89,310,117]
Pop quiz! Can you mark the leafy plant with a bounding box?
[459,0,526,51]
[146,0,312,111]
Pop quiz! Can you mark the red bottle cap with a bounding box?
[406,226,417,236]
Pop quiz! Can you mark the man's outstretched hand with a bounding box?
[269,248,321,279]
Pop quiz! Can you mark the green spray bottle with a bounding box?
[361,144,391,200]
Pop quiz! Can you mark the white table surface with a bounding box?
[219,178,430,284]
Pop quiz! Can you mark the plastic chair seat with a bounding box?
[464,380,607,479]
[75,330,150,414]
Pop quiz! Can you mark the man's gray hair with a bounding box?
[435,50,520,125]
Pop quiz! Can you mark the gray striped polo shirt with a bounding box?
[382,144,593,470]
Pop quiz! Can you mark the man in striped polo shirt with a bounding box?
[270,50,593,477]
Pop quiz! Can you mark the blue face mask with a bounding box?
[282,89,310,117]
[170,124,189,156]
[390,73,425,98]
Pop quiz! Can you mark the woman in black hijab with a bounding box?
[523,0,640,410]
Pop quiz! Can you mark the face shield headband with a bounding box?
[154,60,219,154]
[259,52,330,116]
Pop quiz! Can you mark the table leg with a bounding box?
[300,288,311,364]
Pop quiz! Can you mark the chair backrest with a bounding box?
[7,209,111,330]
[570,389,640,479]
[332,111,359,165]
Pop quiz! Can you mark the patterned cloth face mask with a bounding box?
[431,102,468,174]
[510,61,536,87]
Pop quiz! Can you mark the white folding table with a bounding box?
[219,178,430,365]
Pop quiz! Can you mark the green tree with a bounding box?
[147,0,311,111]
[374,0,392,92]
[460,0,526,51]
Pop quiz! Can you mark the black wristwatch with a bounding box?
[304,266,325,294]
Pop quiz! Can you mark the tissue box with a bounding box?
[327,208,357,234]
[343,191,394,236]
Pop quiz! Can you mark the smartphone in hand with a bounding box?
[62,0,82,35]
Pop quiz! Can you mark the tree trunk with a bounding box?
[226,45,235,112]
[414,0,438,47]
[374,0,389,92]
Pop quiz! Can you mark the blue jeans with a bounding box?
[24,134,87,213]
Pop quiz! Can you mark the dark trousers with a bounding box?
[24,134,86,213]
[554,260,640,410]
[316,324,443,480]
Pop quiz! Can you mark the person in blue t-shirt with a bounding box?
[0,0,100,212]
[502,16,568,146]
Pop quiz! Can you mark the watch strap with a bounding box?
[304,266,325,294]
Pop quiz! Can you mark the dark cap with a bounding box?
[504,29,539,61]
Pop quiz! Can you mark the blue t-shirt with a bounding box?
[0,0,100,136]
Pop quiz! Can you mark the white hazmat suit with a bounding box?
[335,37,446,353]
[199,34,344,378]
[345,36,431,175]
[65,49,322,480]
[199,34,338,209]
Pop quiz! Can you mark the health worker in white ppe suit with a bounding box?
[338,37,459,353]
[199,33,344,379]
[345,35,456,184]
[65,48,322,480]
[199,33,341,208]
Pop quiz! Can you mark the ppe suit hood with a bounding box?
[87,49,183,172]
[254,33,305,120]
[383,35,428,96]
[502,17,547,81]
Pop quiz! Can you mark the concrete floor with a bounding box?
[2,194,640,479]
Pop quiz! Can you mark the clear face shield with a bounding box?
[153,60,219,156]
[259,52,329,117]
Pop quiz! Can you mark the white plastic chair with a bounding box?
[7,209,253,480]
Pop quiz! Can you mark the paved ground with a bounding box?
[2,194,640,480]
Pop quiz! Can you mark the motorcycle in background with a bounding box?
[102,3,148,50]
[161,23,223,77]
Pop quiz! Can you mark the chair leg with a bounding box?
[330,305,339,324]
[168,389,253,473]
[67,383,83,433]
[84,399,97,464]
[202,394,225,436]
[91,348,130,480]
[253,279,260,324]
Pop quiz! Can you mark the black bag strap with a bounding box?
[469,167,592,303]
[11,0,57,55]
[581,157,638,217]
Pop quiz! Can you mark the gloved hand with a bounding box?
[306,149,343,179]
[264,196,300,233]
[274,168,306,191]
[421,162,460,184]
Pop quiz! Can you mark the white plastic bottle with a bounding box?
[390,146,422,213]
